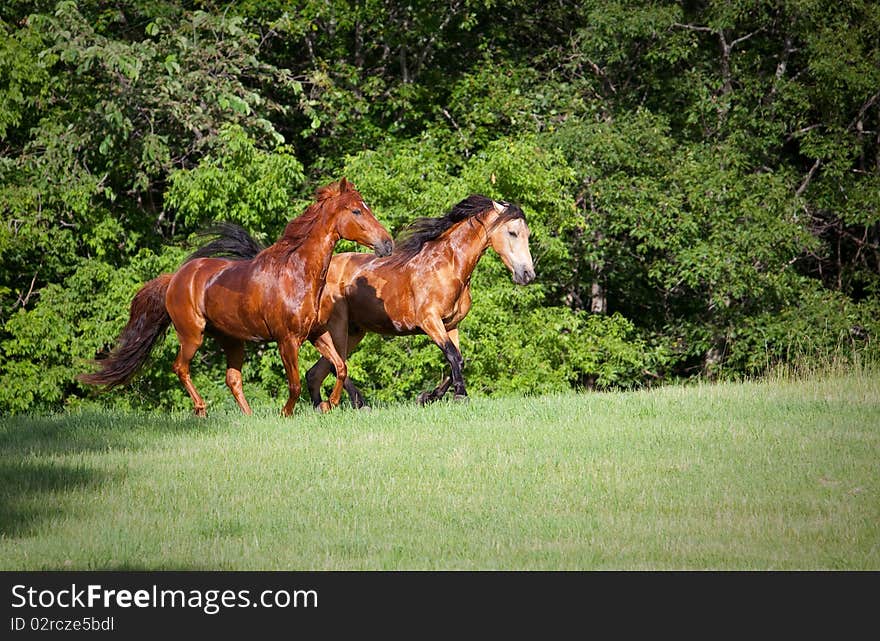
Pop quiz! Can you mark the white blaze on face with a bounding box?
[505,218,532,266]
[490,217,534,283]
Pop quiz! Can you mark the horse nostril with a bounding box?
[516,268,535,285]
[376,239,393,257]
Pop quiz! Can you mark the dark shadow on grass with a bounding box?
[0,460,117,537]
[0,411,218,457]
[0,411,213,540]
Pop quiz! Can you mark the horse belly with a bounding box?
[346,291,418,335]
[203,274,268,342]
[364,317,420,335]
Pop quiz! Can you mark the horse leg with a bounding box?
[216,335,252,415]
[172,330,207,417]
[420,318,467,402]
[337,328,370,409]
[307,317,370,410]
[418,375,452,406]
[311,362,370,410]
[343,377,368,410]
[310,330,347,413]
[305,356,333,408]
[277,335,302,417]
[418,328,459,405]
[306,299,349,408]
[307,355,368,409]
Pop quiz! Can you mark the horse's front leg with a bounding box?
[277,335,302,417]
[310,330,347,413]
[420,321,467,402]
[419,328,460,405]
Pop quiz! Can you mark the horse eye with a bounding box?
[508,230,517,237]
[352,208,362,216]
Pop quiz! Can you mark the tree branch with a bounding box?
[849,88,880,131]
[728,28,763,50]
[796,89,880,195]
[671,22,713,33]
[796,158,821,197]
[14,267,40,310]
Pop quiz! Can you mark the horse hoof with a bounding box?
[452,394,469,403]
[194,407,207,418]
[318,401,332,414]
[418,391,435,406]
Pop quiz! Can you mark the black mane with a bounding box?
[389,195,525,263]
[185,222,264,263]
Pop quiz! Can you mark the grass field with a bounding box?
[1,373,878,570]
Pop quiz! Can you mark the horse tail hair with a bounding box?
[78,273,173,389]
[185,222,264,262]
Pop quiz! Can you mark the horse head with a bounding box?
[487,200,535,285]
[324,177,393,257]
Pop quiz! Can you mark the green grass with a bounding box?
[1,374,878,570]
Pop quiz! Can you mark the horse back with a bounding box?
[166,257,232,318]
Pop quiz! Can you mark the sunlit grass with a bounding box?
[1,373,878,569]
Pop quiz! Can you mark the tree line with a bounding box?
[1,1,878,413]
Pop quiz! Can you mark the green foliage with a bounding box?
[723,285,880,376]
[166,125,306,235]
[1,0,878,413]
[0,248,186,413]
[461,303,659,395]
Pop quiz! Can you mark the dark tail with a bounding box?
[185,222,263,262]
[78,273,173,389]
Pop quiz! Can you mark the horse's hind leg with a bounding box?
[305,355,333,408]
[217,335,252,415]
[339,328,369,409]
[343,377,368,410]
[305,353,368,409]
[307,320,369,410]
[418,375,451,406]
[172,330,207,417]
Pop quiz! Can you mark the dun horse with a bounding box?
[79,178,393,417]
[305,195,535,407]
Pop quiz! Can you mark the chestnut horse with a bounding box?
[305,194,535,408]
[79,178,393,417]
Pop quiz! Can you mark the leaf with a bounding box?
[163,54,180,75]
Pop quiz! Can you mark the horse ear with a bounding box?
[492,200,507,214]
[339,177,349,192]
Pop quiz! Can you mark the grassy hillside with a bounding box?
[1,374,878,570]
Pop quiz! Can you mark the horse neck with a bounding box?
[438,212,494,283]
[303,216,339,267]
[276,204,340,270]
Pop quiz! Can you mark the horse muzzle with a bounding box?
[374,238,394,257]
[513,266,536,285]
